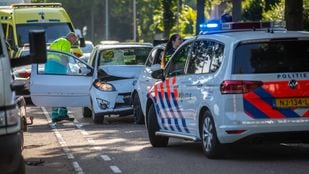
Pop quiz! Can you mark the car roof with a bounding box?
[96,42,153,50]
[197,30,309,43]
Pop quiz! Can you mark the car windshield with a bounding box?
[233,40,309,74]
[99,47,152,65]
[81,43,94,54]
[16,23,72,46]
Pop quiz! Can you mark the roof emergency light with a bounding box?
[200,21,286,34]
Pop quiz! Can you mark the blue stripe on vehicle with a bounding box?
[153,96,168,130]
[254,88,300,118]
[171,93,190,133]
[158,92,174,131]
[243,99,270,119]
[164,92,182,132]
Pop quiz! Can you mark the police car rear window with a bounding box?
[233,40,309,74]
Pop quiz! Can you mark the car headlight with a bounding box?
[93,79,115,91]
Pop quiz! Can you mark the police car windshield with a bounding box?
[99,47,152,66]
[16,23,72,46]
[233,40,309,74]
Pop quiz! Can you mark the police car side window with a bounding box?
[187,40,223,74]
[165,42,193,77]
[145,49,156,67]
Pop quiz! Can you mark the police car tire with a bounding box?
[133,94,145,124]
[200,111,223,159]
[147,104,169,147]
[82,107,92,118]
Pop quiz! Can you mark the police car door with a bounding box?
[139,45,165,105]
[30,50,93,107]
[161,40,194,134]
[185,39,224,134]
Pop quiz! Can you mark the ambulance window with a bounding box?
[187,40,223,74]
[165,41,193,77]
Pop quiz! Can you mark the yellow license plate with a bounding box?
[275,98,309,108]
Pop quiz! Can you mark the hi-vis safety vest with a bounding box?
[45,38,71,74]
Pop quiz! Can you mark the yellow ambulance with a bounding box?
[0,3,83,58]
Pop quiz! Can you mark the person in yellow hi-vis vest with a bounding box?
[45,32,78,122]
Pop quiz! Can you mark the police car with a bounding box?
[132,43,165,124]
[145,21,309,159]
[30,43,152,124]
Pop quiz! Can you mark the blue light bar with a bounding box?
[199,19,221,32]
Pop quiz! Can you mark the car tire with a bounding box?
[82,107,92,118]
[147,104,168,147]
[92,108,104,124]
[12,155,25,174]
[133,94,145,124]
[200,111,223,159]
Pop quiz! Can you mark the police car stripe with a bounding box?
[153,96,168,130]
[171,92,190,133]
[254,88,300,118]
[243,99,270,119]
[157,86,174,131]
[164,92,182,132]
[303,110,309,117]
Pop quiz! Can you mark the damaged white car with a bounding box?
[30,43,152,123]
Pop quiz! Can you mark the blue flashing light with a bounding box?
[199,19,221,32]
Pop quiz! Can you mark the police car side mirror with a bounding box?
[11,30,47,68]
[151,69,165,81]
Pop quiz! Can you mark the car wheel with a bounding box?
[13,155,25,174]
[133,94,144,124]
[82,107,92,118]
[147,104,168,147]
[200,111,223,159]
[92,108,104,124]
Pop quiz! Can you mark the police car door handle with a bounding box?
[173,84,179,88]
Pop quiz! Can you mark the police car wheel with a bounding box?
[200,111,223,159]
[14,155,25,174]
[133,94,145,124]
[82,107,92,118]
[147,104,169,147]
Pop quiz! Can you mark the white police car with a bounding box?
[145,21,309,158]
[30,43,152,124]
[132,43,165,124]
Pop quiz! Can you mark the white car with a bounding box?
[30,43,152,123]
[145,21,309,159]
[79,40,94,63]
[132,44,165,124]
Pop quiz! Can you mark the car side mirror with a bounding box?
[151,69,165,81]
[10,30,47,68]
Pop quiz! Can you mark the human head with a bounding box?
[66,32,78,45]
[167,33,182,50]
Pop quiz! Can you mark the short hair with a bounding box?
[66,32,77,40]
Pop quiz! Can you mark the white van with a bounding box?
[0,27,46,173]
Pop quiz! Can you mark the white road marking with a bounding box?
[42,107,84,172]
[101,155,111,161]
[110,166,122,173]
[72,161,84,174]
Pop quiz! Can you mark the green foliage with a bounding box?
[262,0,284,21]
[242,0,264,21]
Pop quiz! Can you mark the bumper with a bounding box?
[217,118,309,144]
[0,132,23,174]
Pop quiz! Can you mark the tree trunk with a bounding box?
[285,0,303,30]
[196,0,205,35]
[232,0,242,21]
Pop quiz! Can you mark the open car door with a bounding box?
[30,50,93,107]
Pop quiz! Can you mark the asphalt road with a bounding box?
[23,106,309,174]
